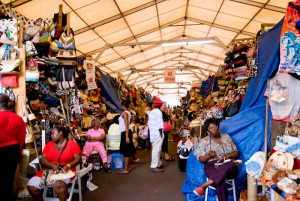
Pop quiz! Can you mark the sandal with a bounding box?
[193,186,204,196]
[117,170,130,175]
[132,158,142,163]
[104,167,112,174]
[165,157,175,161]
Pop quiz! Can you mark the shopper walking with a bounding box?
[0,94,26,201]
[118,100,135,174]
[160,102,174,161]
[148,97,164,172]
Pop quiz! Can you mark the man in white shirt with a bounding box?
[148,97,164,172]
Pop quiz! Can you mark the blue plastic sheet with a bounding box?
[98,71,122,113]
[201,76,218,98]
[182,19,283,200]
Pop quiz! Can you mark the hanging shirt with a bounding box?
[278,2,300,76]
[265,73,300,120]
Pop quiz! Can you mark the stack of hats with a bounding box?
[235,66,248,80]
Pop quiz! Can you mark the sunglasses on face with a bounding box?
[208,125,218,129]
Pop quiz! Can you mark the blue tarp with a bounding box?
[98,70,122,113]
[182,19,283,200]
[201,76,218,98]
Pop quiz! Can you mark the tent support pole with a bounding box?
[262,98,269,196]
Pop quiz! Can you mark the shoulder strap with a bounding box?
[57,139,68,165]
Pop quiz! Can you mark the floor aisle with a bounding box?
[19,138,187,201]
[83,139,186,201]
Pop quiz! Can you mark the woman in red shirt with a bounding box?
[27,126,81,201]
[0,94,26,201]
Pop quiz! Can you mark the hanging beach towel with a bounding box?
[278,2,300,78]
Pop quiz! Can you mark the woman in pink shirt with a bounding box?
[82,119,111,173]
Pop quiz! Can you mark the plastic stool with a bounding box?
[204,178,236,201]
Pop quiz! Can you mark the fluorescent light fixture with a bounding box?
[161,41,188,46]
[161,39,215,46]
[188,40,215,45]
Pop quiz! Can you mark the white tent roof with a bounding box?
[5,0,289,98]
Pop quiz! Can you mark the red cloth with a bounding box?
[0,111,26,150]
[36,140,81,177]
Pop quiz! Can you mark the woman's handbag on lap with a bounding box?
[39,169,55,186]
[39,140,67,187]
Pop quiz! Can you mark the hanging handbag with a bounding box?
[27,105,36,121]
[50,39,59,53]
[38,26,51,44]
[57,31,75,50]
[0,74,18,87]
[163,120,172,133]
[25,70,39,82]
[0,46,21,73]
[18,103,28,123]
[56,68,75,81]
[24,24,40,40]
[57,49,76,59]
[24,40,38,57]
[57,28,77,67]
[26,57,38,70]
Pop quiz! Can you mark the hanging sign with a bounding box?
[164,71,176,83]
[83,60,97,90]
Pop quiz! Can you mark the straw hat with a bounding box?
[245,151,265,179]
[284,152,294,171]
[266,151,288,170]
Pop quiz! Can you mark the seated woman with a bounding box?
[82,119,111,173]
[27,125,81,201]
[193,118,239,201]
[107,115,121,149]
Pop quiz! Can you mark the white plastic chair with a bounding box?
[204,178,236,201]
[43,163,93,201]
